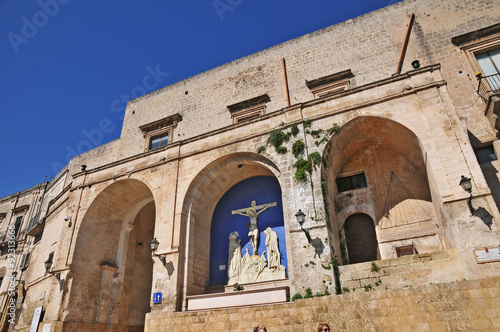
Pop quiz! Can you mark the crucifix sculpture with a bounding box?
[232,200,277,257]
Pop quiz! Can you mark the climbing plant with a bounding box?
[257,125,299,155]
[257,120,341,184]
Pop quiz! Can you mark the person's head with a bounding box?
[317,323,330,332]
[256,324,267,332]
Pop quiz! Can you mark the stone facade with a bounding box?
[1,0,500,331]
[145,276,500,331]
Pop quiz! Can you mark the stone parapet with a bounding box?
[338,249,468,292]
[145,276,500,331]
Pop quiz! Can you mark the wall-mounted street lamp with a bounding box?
[44,257,60,280]
[150,238,166,266]
[295,209,311,244]
[459,175,474,215]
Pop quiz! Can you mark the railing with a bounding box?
[25,210,46,236]
[477,73,500,103]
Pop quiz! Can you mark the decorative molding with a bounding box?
[452,24,500,101]
[452,23,500,47]
[227,94,270,124]
[306,69,352,98]
[12,205,29,214]
[139,114,182,134]
[140,114,181,151]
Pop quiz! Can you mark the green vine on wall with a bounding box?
[257,120,340,184]
[293,152,321,182]
[257,125,299,155]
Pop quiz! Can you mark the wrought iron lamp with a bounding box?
[44,257,60,280]
[459,175,474,215]
[150,238,166,266]
[295,209,311,243]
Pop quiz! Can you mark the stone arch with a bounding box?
[179,152,282,307]
[322,116,439,261]
[343,213,378,264]
[67,179,155,330]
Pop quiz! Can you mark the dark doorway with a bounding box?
[344,213,378,264]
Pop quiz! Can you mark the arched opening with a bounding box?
[323,116,440,262]
[180,153,284,304]
[209,176,287,287]
[67,179,155,330]
[344,213,378,264]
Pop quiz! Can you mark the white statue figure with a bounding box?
[237,248,268,284]
[264,227,281,271]
[228,231,242,279]
[232,200,277,256]
[253,251,268,282]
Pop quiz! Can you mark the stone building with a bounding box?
[1,0,500,330]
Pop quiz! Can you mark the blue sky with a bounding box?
[0,0,401,198]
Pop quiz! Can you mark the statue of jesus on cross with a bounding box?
[232,200,277,257]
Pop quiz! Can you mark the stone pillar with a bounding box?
[95,264,118,324]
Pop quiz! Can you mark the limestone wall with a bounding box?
[338,250,466,292]
[144,276,500,332]
[109,0,500,163]
[5,0,500,329]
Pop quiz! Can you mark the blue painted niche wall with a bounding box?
[209,176,287,285]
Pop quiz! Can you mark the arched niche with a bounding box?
[322,116,438,261]
[179,153,282,303]
[67,179,155,330]
[209,176,287,286]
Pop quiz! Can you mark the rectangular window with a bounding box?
[227,94,270,124]
[336,173,367,192]
[306,69,352,99]
[476,49,500,93]
[34,233,42,245]
[477,49,500,76]
[149,132,169,150]
[14,216,23,238]
[452,24,500,102]
[231,105,266,124]
[20,252,30,270]
[139,114,181,152]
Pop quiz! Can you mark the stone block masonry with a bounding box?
[145,276,500,331]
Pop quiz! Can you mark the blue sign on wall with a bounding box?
[209,176,287,285]
[152,292,162,304]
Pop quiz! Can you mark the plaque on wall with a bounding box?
[474,246,500,264]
